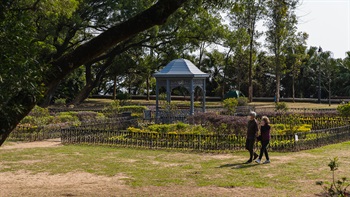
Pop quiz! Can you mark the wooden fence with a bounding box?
[60,124,350,152]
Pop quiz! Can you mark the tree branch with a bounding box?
[44,0,188,93]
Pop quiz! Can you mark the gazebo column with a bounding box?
[155,80,159,120]
[190,79,194,115]
[166,79,171,103]
[202,79,206,113]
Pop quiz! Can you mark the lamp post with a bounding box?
[317,46,322,104]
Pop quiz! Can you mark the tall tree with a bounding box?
[282,32,308,101]
[318,51,340,106]
[229,0,265,102]
[265,0,298,102]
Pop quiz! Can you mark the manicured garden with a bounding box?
[8,100,350,153]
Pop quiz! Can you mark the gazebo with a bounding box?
[153,59,209,119]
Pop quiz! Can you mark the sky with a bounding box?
[296,0,350,59]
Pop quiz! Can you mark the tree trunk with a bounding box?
[113,75,117,100]
[0,91,36,146]
[248,32,254,103]
[69,62,111,105]
[67,63,93,106]
[292,73,295,103]
[328,78,331,106]
[86,64,92,84]
[275,55,280,103]
[37,82,61,107]
[146,74,150,101]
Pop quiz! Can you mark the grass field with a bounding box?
[1,140,350,196]
[83,98,339,109]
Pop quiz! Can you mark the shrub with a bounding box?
[337,102,350,117]
[148,124,174,133]
[116,93,131,105]
[188,112,247,135]
[21,116,35,125]
[119,106,148,113]
[76,111,99,121]
[21,106,54,126]
[96,113,106,121]
[30,106,50,117]
[128,122,208,134]
[275,102,288,112]
[271,123,312,135]
[223,98,238,115]
[316,157,350,196]
[54,98,66,106]
[55,114,79,123]
[102,100,148,117]
[176,122,188,130]
[35,116,54,126]
[102,100,120,117]
[52,112,80,126]
[127,127,143,133]
[272,124,286,131]
[162,102,178,111]
[237,97,249,106]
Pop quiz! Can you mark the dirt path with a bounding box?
[0,170,273,197]
[1,138,62,150]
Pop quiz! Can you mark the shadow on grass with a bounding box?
[218,162,259,169]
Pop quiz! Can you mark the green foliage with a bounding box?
[0,0,80,108]
[102,100,121,117]
[271,123,312,135]
[316,157,350,197]
[20,106,53,126]
[55,114,79,123]
[237,97,248,106]
[30,106,50,117]
[119,106,148,113]
[102,100,148,117]
[162,102,178,112]
[54,67,86,103]
[337,102,350,117]
[54,98,66,106]
[128,122,208,134]
[21,115,54,127]
[75,111,105,122]
[116,93,131,103]
[275,102,288,112]
[223,98,238,115]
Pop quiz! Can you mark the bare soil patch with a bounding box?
[0,171,277,197]
[1,138,62,150]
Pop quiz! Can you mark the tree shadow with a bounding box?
[218,162,259,169]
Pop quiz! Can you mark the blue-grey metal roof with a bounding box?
[153,59,209,78]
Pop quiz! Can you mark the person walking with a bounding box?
[245,111,259,164]
[255,116,271,164]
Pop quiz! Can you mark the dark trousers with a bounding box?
[259,140,270,160]
[245,138,256,161]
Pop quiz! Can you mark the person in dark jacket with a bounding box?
[255,116,271,164]
[245,111,259,164]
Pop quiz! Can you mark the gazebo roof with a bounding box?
[153,59,209,78]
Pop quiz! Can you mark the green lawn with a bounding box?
[1,141,350,196]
